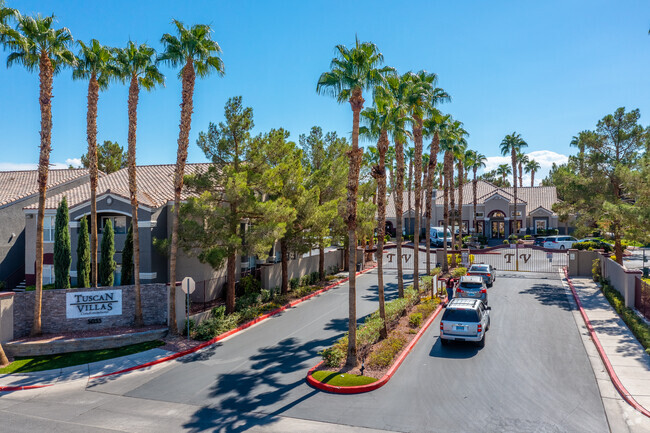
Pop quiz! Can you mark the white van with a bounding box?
[430,226,452,247]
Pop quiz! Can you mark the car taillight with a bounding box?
[456,288,464,293]
[440,323,444,331]
[487,273,491,277]
[480,289,487,294]
[477,324,482,333]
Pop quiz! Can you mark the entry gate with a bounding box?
[471,245,568,273]
[378,245,427,271]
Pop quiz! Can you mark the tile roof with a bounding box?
[386,180,558,218]
[25,164,211,210]
[0,169,91,207]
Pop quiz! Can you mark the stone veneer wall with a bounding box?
[13,284,168,338]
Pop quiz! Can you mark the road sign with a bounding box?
[181,277,195,294]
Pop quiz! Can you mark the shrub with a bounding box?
[430,267,441,276]
[610,255,617,262]
[289,278,299,290]
[524,235,532,240]
[260,289,272,303]
[592,258,602,282]
[310,271,320,284]
[239,306,261,322]
[446,253,475,266]
[508,234,518,241]
[409,313,422,327]
[192,313,239,341]
[321,346,345,368]
[367,333,407,368]
[416,299,439,318]
[547,228,559,235]
[384,234,391,242]
[477,234,488,245]
[451,267,467,278]
[183,319,195,336]
[212,305,226,320]
[601,282,650,353]
[574,241,613,253]
[235,293,259,312]
[240,275,261,295]
[300,275,310,287]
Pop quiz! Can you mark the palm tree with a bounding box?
[436,161,444,189]
[439,118,463,270]
[114,41,164,327]
[525,158,541,187]
[404,70,449,289]
[423,112,450,275]
[455,142,469,248]
[3,13,75,336]
[73,39,115,290]
[405,146,414,235]
[496,164,512,185]
[317,37,393,367]
[500,132,527,236]
[517,151,528,188]
[159,20,224,334]
[379,73,412,298]
[360,95,395,339]
[468,151,487,233]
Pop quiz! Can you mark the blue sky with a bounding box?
[1,0,649,185]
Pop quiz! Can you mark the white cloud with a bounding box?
[481,150,568,186]
[0,160,83,171]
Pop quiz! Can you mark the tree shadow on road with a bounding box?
[182,334,337,433]
[518,283,572,311]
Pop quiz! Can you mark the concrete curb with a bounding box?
[306,301,445,394]
[563,268,650,418]
[88,265,378,380]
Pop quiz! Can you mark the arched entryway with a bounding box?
[488,210,506,239]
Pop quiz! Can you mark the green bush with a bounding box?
[192,313,239,341]
[416,299,438,318]
[408,313,422,327]
[235,293,259,312]
[524,235,532,240]
[183,318,195,336]
[260,289,272,303]
[446,254,475,266]
[320,346,345,368]
[289,278,299,290]
[574,241,613,253]
[451,267,467,278]
[601,282,650,354]
[384,234,391,242]
[430,267,441,276]
[240,275,261,295]
[239,305,261,322]
[212,305,226,320]
[310,271,320,284]
[503,239,509,245]
[508,234,518,241]
[477,234,488,245]
[592,258,602,282]
[367,333,407,368]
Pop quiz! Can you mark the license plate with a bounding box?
[455,325,465,331]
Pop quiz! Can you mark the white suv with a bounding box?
[543,235,577,250]
[440,298,490,347]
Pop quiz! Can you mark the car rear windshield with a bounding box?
[460,282,483,290]
[469,266,488,272]
[442,309,479,322]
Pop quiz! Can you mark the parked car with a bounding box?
[455,275,488,305]
[430,226,452,247]
[543,235,578,250]
[466,264,496,287]
[533,237,547,247]
[440,298,490,347]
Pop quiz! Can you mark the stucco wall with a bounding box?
[260,249,344,291]
[12,284,168,338]
[0,292,14,342]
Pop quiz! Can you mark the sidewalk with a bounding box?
[567,276,650,416]
[0,347,175,391]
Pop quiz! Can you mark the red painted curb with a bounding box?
[563,268,650,418]
[89,265,377,380]
[0,384,52,393]
[306,300,445,394]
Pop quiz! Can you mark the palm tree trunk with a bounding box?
[32,51,54,336]
[512,149,518,237]
[442,152,450,273]
[449,156,456,267]
[226,252,237,312]
[519,162,523,188]
[319,243,325,280]
[0,342,8,367]
[395,138,405,298]
[127,74,143,327]
[281,237,289,294]
[473,167,478,234]
[413,118,424,292]
[407,157,412,236]
[457,162,464,249]
[531,170,535,187]
[425,133,439,278]
[169,59,196,335]
[85,74,100,290]
[373,129,389,339]
[345,88,364,367]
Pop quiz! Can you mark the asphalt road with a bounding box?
[0,269,610,432]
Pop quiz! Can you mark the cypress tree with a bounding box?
[99,220,116,286]
[121,223,134,286]
[54,197,71,289]
[77,217,90,288]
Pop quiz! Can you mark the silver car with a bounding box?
[455,275,488,305]
[467,263,496,287]
[440,298,490,347]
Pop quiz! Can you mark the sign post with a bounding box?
[180,277,196,340]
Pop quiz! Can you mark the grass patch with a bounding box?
[24,284,56,292]
[0,340,165,374]
[601,281,650,355]
[311,370,377,386]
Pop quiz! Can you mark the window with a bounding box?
[475,212,484,218]
[42,264,53,284]
[101,216,127,234]
[535,219,547,233]
[462,221,469,235]
[43,215,55,242]
[511,210,522,217]
[476,220,484,234]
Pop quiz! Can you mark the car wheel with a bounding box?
[487,282,493,288]
[560,245,566,250]
[478,333,486,348]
